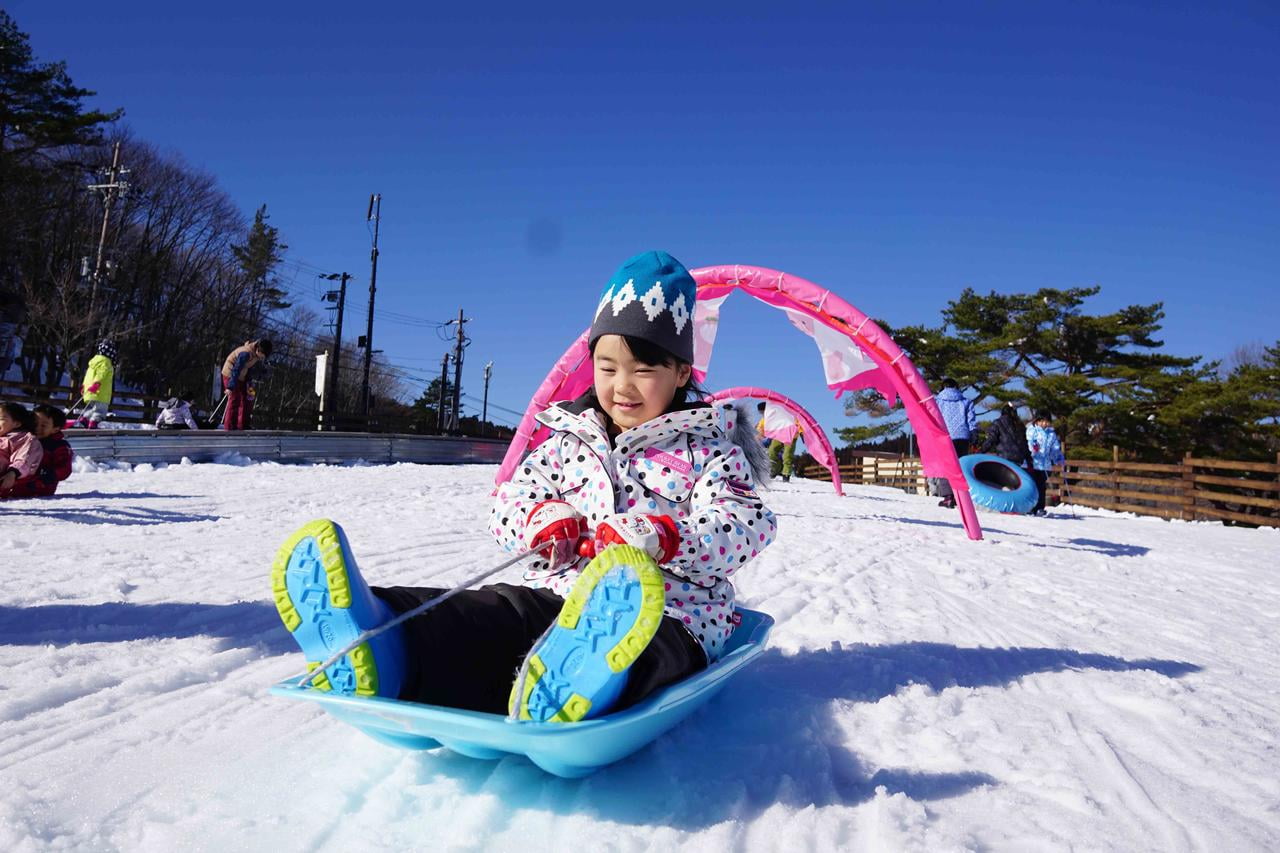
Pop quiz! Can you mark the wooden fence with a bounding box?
[1055,449,1280,527]
[806,453,929,494]
[803,451,1280,528]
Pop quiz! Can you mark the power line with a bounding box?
[461,392,525,419]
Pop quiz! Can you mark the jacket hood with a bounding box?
[937,387,966,401]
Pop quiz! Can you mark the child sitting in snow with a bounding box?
[0,401,44,498]
[271,251,776,722]
[155,396,198,430]
[7,404,74,498]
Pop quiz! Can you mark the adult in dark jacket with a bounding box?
[980,404,1032,467]
[934,378,977,508]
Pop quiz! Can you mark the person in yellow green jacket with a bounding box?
[758,401,805,482]
[76,340,117,429]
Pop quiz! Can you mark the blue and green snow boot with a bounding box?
[271,519,405,698]
[509,544,666,723]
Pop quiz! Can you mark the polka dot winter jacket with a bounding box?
[490,396,776,661]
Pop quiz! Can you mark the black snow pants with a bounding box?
[1028,469,1049,513]
[372,583,707,715]
[937,438,972,500]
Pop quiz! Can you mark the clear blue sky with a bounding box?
[11,2,1278,436]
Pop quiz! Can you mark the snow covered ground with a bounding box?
[2,460,1278,852]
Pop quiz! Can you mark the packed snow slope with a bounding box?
[2,460,1278,852]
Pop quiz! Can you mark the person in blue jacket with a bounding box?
[1025,410,1066,515]
[934,378,978,509]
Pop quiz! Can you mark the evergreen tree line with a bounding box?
[409,376,515,440]
[0,11,409,424]
[838,287,1279,461]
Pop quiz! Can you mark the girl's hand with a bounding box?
[524,500,587,570]
[594,514,681,564]
[0,470,16,491]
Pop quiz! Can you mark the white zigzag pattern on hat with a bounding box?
[670,292,690,334]
[640,281,667,322]
[595,285,614,319]
[611,279,638,316]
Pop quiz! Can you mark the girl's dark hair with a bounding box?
[33,403,68,429]
[589,334,707,409]
[1000,404,1022,424]
[1033,409,1052,422]
[0,401,35,432]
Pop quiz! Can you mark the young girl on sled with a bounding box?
[272,251,776,722]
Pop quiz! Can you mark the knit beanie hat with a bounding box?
[97,340,118,360]
[589,251,696,364]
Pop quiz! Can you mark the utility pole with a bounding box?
[361,192,381,417]
[320,272,350,429]
[437,353,451,435]
[449,308,469,433]
[482,361,493,438]
[86,140,130,318]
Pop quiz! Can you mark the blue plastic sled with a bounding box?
[270,608,774,778]
[960,453,1039,514]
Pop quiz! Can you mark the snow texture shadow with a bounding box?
[751,642,1201,699]
[859,514,1145,556]
[0,505,222,525]
[1064,537,1150,558]
[400,640,1196,828]
[0,601,292,652]
[51,491,200,500]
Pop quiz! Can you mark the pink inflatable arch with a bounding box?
[495,264,982,541]
[707,387,843,496]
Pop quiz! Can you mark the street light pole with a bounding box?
[361,193,381,418]
[437,353,450,436]
[482,361,493,438]
[320,272,350,429]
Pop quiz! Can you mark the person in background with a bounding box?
[0,401,43,498]
[0,288,25,379]
[10,404,73,497]
[755,402,772,449]
[156,395,198,430]
[220,339,272,430]
[980,404,1032,468]
[758,400,804,482]
[76,340,116,429]
[934,378,977,508]
[1026,410,1066,516]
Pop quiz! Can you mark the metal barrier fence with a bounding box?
[65,430,510,466]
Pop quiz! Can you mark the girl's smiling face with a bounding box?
[0,410,18,436]
[592,334,691,433]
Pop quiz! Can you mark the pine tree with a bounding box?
[839,285,1256,460]
[0,11,121,163]
[412,378,449,432]
[0,11,121,291]
[231,204,290,326]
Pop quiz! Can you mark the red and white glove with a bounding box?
[87,382,101,393]
[523,500,587,570]
[593,513,681,564]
